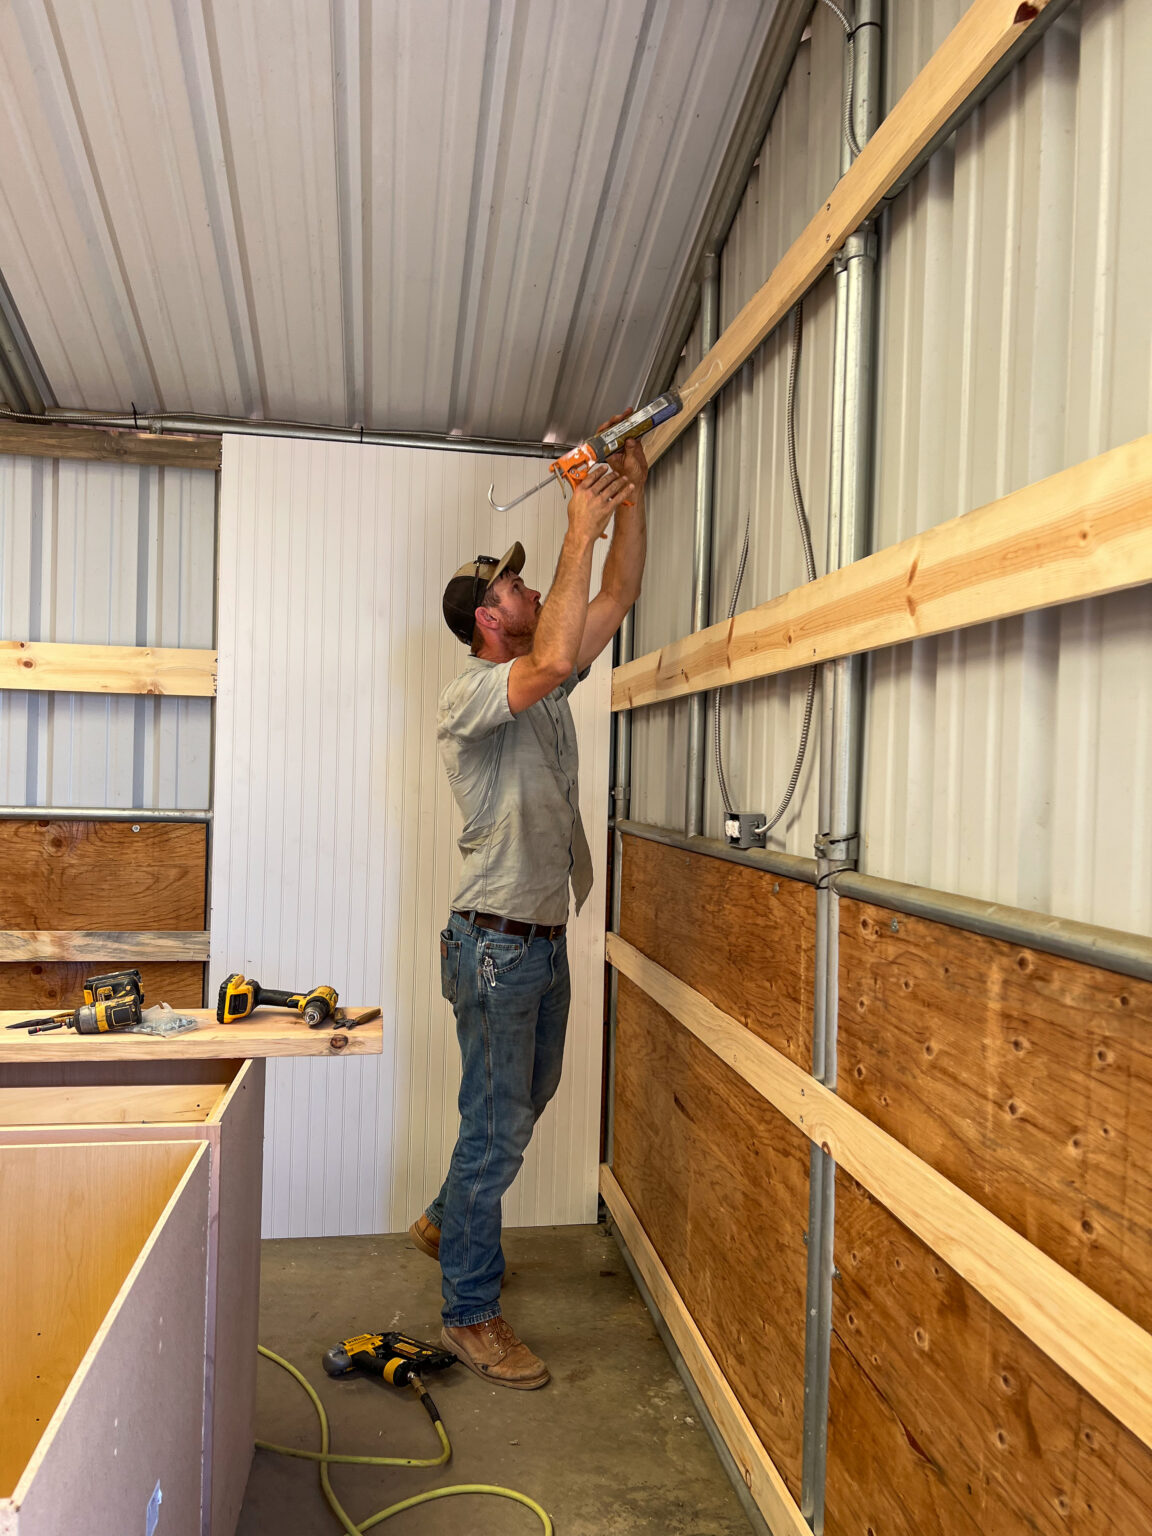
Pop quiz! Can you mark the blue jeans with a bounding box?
[426,911,571,1327]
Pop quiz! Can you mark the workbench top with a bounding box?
[0,1007,383,1061]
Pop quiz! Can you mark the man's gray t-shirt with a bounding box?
[438,656,593,925]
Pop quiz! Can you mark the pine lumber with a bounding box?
[600,1163,811,1536]
[0,1007,383,1060]
[0,641,217,697]
[606,932,1152,1453]
[645,0,1061,465]
[0,931,211,963]
[0,417,221,470]
[614,433,1152,710]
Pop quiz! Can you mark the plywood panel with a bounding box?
[0,961,205,1009]
[619,834,814,1069]
[0,1140,200,1497]
[838,900,1152,1333]
[825,1170,1152,1536]
[0,821,207,929]
[3,1143,209,1536]
[0,1084,221,1127]
[613,975,809,1500]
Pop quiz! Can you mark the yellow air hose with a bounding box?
[255,1345,554,1534]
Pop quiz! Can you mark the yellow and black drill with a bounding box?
[217,974,339,1029]
[6,969,145,1035]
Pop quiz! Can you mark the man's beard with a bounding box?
[499,611,537,640]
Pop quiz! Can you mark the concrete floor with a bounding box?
[238,1222,753,1535]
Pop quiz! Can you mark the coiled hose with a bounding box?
[255,1345,553,1534]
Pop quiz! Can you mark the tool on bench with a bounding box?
[487,389,683,512]
[7,969,146,1034]
[216,974,339,1028]
[322,1331,458,1388]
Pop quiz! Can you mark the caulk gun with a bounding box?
[487,389,683,512]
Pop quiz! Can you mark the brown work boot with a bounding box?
[441,1317,550,1390]
[408,1213,440,1261]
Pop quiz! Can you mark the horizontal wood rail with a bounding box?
[0,641,217,697]
[0,418,221,470]
[607,932,1152,1452]
[600,1163,810,1536]
[614,433,1152,711]
[645,0,1060,466]
[0,931,211,963]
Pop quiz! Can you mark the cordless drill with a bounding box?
[24,994,143,1035]
[216,974,339,1028]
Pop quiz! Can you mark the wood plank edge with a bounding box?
[645,0,1054,464]
[0,641,217,698]
[607,932,1152,1452]
[599,1163,810,1536]
[0,419,221,471]
[0,931,212,962]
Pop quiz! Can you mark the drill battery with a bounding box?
[322,1331,457,1387]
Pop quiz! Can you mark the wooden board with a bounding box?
[1,1142,209,1536]
[644,0,1060,466]
[0,1140,203,1497]
[839,900,1152,1336]
[0,1083,223,1127]
[0,641,217,697]
[0,962,205,1010]
[825,1170,1152,1536]
[0,417,221,471]
[620,833,813,1068]
[614,433,1152,710]
[601,1164,810,1536]
[0,821,207,931]
[608,934,1152,1452]
[0,1007,383,1061]
[0,932,210,963]
[613,973,809,1499]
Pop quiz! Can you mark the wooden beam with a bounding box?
[614,433,1152,711]
[0,417,221,470]
[0,932,211,963]
[0,1083,223,1127]
[606,933,1152,1453]
[0,641,217,697]
[0,1007,383,1060]
[600,1163,811,1536]
[645,0,1060,465]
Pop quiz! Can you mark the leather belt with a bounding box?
[454,910,566,941]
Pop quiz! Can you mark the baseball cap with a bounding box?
[442,542,526,644]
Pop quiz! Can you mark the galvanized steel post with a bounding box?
[685,254,720,837]
[604,606,634,1167]
[802,4,883,1529]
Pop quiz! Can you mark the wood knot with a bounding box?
[20,656,34,668]
[329,1033,349,1052]
[1014,2,1040,21]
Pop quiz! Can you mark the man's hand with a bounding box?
[567,461,633,545]
[592,410,649,492]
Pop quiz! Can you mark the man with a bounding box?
[410,423,648,1389]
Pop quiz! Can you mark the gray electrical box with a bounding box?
[724,812,766,850]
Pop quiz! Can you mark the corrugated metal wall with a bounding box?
[863,0,1152,932]
[634,6,844,857]
[214,436,610,1239]
[0,454,215,808]
[636,0,1151,936]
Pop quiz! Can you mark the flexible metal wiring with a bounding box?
[712,303,818,833]
[819,0,861,160]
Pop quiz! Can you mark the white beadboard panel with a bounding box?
[0,0,782,442]
[214,436,610,1238]
[861,0,1152,933]
[630,12,843,854]
[0,454,215,808]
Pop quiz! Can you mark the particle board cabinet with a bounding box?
[0,1061,265,1536]
[0,1139,210,1536]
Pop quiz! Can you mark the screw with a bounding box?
[833,1266,842,1281]
[773,882,780,894]
[890,917,900,933]
[132,824,141,833]
[802,1231,809,1245]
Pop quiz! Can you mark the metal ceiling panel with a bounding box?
[0,0,781,440]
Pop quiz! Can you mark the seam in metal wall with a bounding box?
[214,435,610,1238]
[0,453,215,809]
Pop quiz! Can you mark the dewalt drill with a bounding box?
[6,968,145,1035]
[322,1332,457,1387]
[217,974,339,1028]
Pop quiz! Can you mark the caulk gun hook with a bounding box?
[487,473,554,513]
